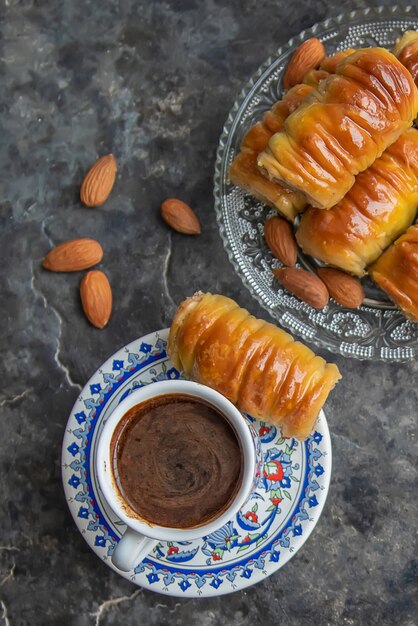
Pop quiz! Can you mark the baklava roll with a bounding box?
[229,83,313,221]
[369,224,418,322]
[168,292,341,440]
[296,129,418,276]
[229,50,360,221]
[393,31,418,85]
[257,48,418,209]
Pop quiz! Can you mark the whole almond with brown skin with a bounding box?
[80,270,112,329]
[317,268,365,308]
[42,238,103,272]
[273,267,329,309]
[264,216,297,266]
[161,199,201,235]
[80,154,117,207]
[283,38,326,90]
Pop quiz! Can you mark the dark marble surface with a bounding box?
[1,0,418,624]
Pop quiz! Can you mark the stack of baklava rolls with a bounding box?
[230,33,418,323]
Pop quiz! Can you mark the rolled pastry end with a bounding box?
[369,224,418,322]
[167,292,205,371]
[279,363,341,440]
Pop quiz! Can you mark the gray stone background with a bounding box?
[1,0,417,624]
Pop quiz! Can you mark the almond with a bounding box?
[273,267,329,308]
[42,238,103,272]
[161,198,201,235]
[317,268,364,308]
[264,216,298,266]
[283,38,326,90]
[80,154,117,207]
[80,270,112,329]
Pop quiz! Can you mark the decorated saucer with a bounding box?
[61,329,331,597]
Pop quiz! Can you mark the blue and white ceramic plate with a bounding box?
[61,329,331,597]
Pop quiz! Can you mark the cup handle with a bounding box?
[112,527,158,572]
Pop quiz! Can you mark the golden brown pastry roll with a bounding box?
[228,52,358,221]
[258,48,418,210]
[229,84,313,221]
[168,292,341,440]
[393,31,418,84]
[229,153,306,221]
[296,129,418,276]
[369,224,418,322]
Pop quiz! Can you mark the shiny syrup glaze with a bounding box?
[398,46,418,83]
[295,129,418,275]
[110,394,243,529]
[369,223,418,321]
[258,49,418,210]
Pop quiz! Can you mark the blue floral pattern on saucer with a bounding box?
[61,329,331,597]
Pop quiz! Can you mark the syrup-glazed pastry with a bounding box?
[369,224,418,322]
[257,48,418,209]
[229,51,360,221]
[296,129,418,276]
[168,292,341,440]
[393,31,418,85]
[229,83,313,221]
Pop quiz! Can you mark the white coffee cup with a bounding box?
[96,379,260,572]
